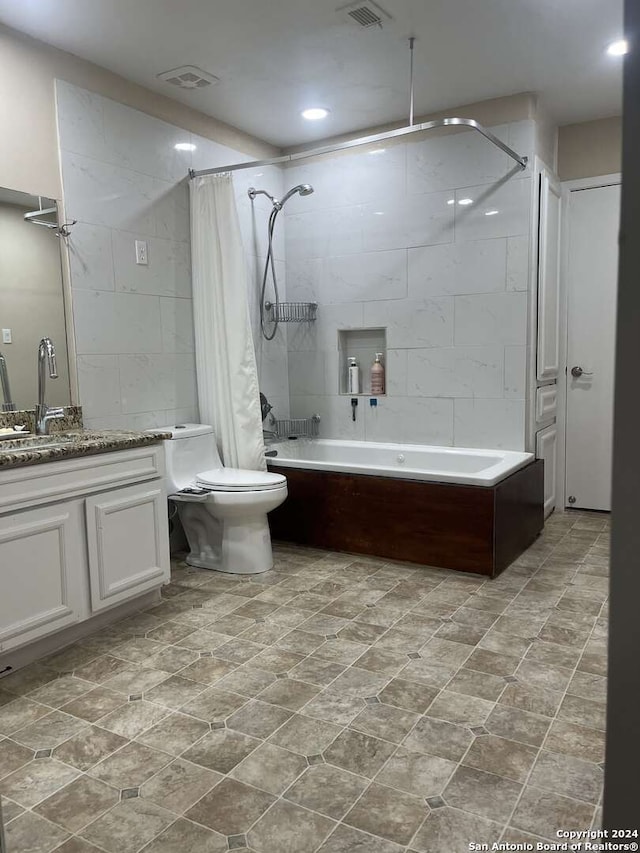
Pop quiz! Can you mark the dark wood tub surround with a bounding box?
[268,460,544,578]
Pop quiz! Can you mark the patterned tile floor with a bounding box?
[0,510,609,853]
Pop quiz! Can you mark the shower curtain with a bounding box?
[189,173,266,471]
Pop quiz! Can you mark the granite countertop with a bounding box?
[0,429,171,470]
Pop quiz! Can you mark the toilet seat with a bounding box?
[196,467,286,492]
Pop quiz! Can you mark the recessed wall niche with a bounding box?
[338,328,386,395]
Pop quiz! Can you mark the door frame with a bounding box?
[556,173,622,511]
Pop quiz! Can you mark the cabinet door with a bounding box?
[85,482,170,612]
[537,170,562,381]
[536,424,557,518]
[0,501,86,652]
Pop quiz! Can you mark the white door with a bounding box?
[565,182,621,511]
[86,482,170,612]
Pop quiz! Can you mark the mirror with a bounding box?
[0,187,71,411]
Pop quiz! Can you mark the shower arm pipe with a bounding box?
[189,117,528,178]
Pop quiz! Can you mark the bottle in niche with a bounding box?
[348,357,360,394]
[371,352,385,395]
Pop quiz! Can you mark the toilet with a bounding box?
[159,424,287,574]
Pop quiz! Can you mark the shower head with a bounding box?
[278,184,314,208]
[249,183,315,211]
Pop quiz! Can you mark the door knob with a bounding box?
[571,366,593,378]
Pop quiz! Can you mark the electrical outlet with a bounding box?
[1,329,11,344]
[135,240,148,265]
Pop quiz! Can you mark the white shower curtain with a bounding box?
[190,173,266,471]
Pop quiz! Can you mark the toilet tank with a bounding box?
[158,424,222,493]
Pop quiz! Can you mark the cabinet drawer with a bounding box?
[0,446,165,514]
[86,481,170,613]
[536,385,557,423]
[0,500,87,651]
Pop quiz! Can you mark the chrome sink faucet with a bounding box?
[35,337,64,435]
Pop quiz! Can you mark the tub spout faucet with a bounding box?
[35,337,64,435]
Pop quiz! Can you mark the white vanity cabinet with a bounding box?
[0,444,170,654]
[0,499,87,651]
[86,482,169,612]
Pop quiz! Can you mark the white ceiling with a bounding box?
[0,0,624,147]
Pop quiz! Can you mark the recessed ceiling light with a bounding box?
[368,148,386,155]
[301,107,330,121]
[458,198,473,206]
[175,142,196,151]
[607,39,628,56]
[447,199,455,205]
[485,209,499,216]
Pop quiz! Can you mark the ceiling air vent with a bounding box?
[337,0,393,29]
[157,65,219,90]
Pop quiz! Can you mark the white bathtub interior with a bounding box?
[267,438,533,486]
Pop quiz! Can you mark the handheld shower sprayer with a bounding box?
[248,183,314,340]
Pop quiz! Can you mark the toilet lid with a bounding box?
[196,467,287,491]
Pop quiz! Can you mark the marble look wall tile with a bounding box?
[118,354,197,414]
[285,207,364,262]
[166,406,200,426]
[191,135,252,173]
[76,355,122,419]
[506,236,531,291]
[152,180,190,243]
[363,298,453,349]
[284,258,323,304]
[238,205,285,265]
[160,298,196,353]
[454,292,527,346]
[284,143,406,214]
[288,351,326,397]
[257,337,290,402]
[322,250,407,303]
[360,191,454,252]
[407,347,504,398]
[72,291,162,355]
[112,231,191,298]
[504,346,527,400]
[56,81,108,160]
[454,399,526,450]
[406,125,510,194]
[59,85,261,426]
[101,98,193,183]
[385,349,408,396]
[61,152,157,236]
[408,240,507,298]
[68,223,115,292]
[290,395,365,441]
[287,302,364,353]
[364,397,454,445]
[454,179,531,243]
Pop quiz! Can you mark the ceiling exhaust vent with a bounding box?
[337,0,393,29]
[157,65,219,90]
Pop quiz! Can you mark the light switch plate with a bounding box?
[135,240,148,265]
[1,329,11,344]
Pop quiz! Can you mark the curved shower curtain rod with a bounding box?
[188,117,528,179]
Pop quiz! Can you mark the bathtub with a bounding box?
[266,439,533,487]
[267,439,544,577]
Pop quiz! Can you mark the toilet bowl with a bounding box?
[157,424,287,574]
